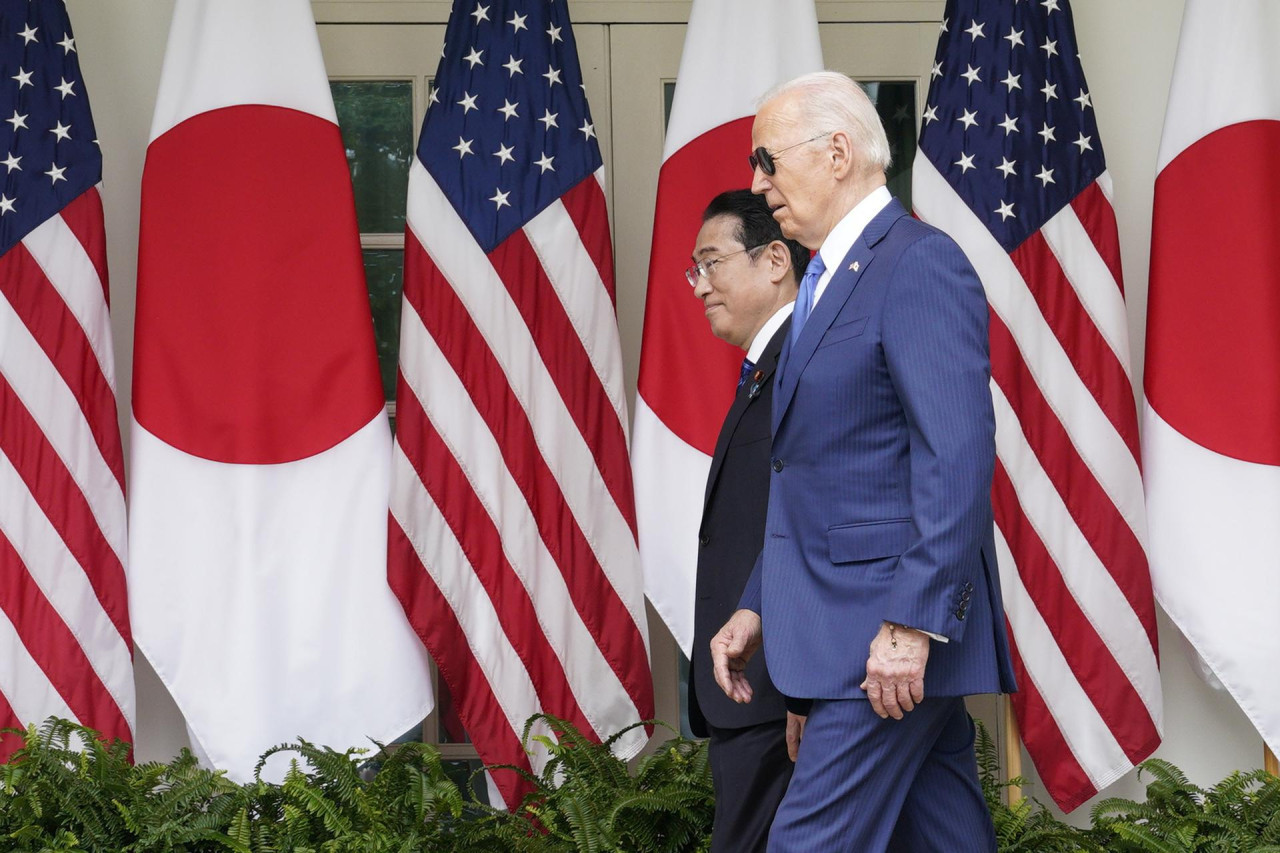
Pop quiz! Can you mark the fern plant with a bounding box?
[450,714,714,853]
[974,720,1100,852]
[1089,758,1280,852]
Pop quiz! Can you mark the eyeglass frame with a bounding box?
[748,131,833,176]
[685,242,771,287]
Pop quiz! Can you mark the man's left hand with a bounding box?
[860,622,929,720]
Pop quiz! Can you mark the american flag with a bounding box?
[912,0,1162,810]
[388,0,653,808]
[0,0,133,758]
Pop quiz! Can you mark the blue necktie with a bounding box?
[738,357,756,390]
[789,252,827,349]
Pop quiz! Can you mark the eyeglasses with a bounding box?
[748,132,832,176]
[685,244,768,287]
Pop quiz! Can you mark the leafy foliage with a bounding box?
[3,716,1276,852]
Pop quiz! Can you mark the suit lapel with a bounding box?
[774,199,907,433]
[702,318,791,514]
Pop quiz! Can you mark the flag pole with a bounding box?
[1003,694,1023,804]
[1266,744,1278,777]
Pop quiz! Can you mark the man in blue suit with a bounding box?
[710,71,1017,852]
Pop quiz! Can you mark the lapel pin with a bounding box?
[850,260,860,272]
[747,370,765,399]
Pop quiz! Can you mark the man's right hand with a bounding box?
[710,609,763,704]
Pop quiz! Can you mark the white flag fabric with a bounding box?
[130,0,432,780]
[1144,0,1280,758]
[633,0,823,655]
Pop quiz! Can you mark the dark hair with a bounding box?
[701,189,809,285]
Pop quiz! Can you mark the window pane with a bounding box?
[863,81,917,211]
[331,80,414,234]
[442,759,491,806]
[364,249,403,401]
[436,676,472,744]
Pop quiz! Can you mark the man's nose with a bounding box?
[693,275,712,299]
[750,166,770,194]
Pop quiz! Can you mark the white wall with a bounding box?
[64,0,1265,818]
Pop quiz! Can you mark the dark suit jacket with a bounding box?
[688,318,791,737]
[741,199,1017,701]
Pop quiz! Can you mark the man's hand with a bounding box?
[710,609,763,704]
[785,711,806,762]
[860,621,929,720]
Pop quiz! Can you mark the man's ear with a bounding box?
[767,241,792,285]
[830,129,855,179]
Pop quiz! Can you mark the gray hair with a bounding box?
[761,71,892,174]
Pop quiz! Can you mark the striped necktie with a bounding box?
[789,252,827,348]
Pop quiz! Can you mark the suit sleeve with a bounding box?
[880,232,995,642]
[737,550,763,614]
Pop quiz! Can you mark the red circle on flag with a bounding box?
[638,118,756,455]
[134,105,383,464]
[1146,120,1280,466]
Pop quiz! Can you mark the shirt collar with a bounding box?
[813,185,893,302]
[745,302,795,365]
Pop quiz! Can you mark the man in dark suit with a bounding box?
[711,72,1018,852]
[686,189,809,853]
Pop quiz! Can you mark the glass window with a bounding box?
[331,80,414,234]
[363,249,404,401]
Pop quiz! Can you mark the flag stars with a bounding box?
[995,200,1016,221]
[957,108,979,130]
[17,24,37,44]
[965,20,986,39]
[1041,38,1059,57]
[1041,81,1058,101]
[1041,0,1061,12]
[11,67,33,88]
[457,91,479,113]
[464,47,484,68]
[543,66,562,86]
[0,194,14,216]
[504,55,523,76]
[471,4,490,24]
[1038,122,1056,144]
[453,136,474,158]
[997,157,1017,178]
[1073,132,1094,153]
[538,108,558,129]
[547,24,562,43]
[57,33,75,54]
[535,152,555,173]
[493,143,515,165]
[579,119,596,141]
[961,64,982,85]
[931,60,943,80]
[2,152,20,172]
[954,151,976,173]
[508,12,528,32]
[497,99,519,120]
[6,111,28,132]
[1075,90,1093,110]
[45,163,66,185]
[428,86,441,106]
[1001,71,1021,92]
[1036,165,1055,186]
[490,188,511,209]
[999,114,1019,134]
[940,16,949,33]
[922,104,939,125]
[1005,27,1024,48]
[55,77,76,99]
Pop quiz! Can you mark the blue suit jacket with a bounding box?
[741,199,1017,701]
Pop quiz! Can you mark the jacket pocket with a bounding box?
[828,518,914,564]
[817,315,869,348]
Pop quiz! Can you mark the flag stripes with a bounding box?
[394,155,652,806]
[559,176,617,304]
[914,146,1159,809]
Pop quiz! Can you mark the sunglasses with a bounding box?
[748,132,833,176]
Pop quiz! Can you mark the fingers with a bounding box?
[785,712,806,762]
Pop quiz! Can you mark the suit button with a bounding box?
[699,534,709,546]
[772,458,784,472]
[961,590,972,602]
[956,610,967,621]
